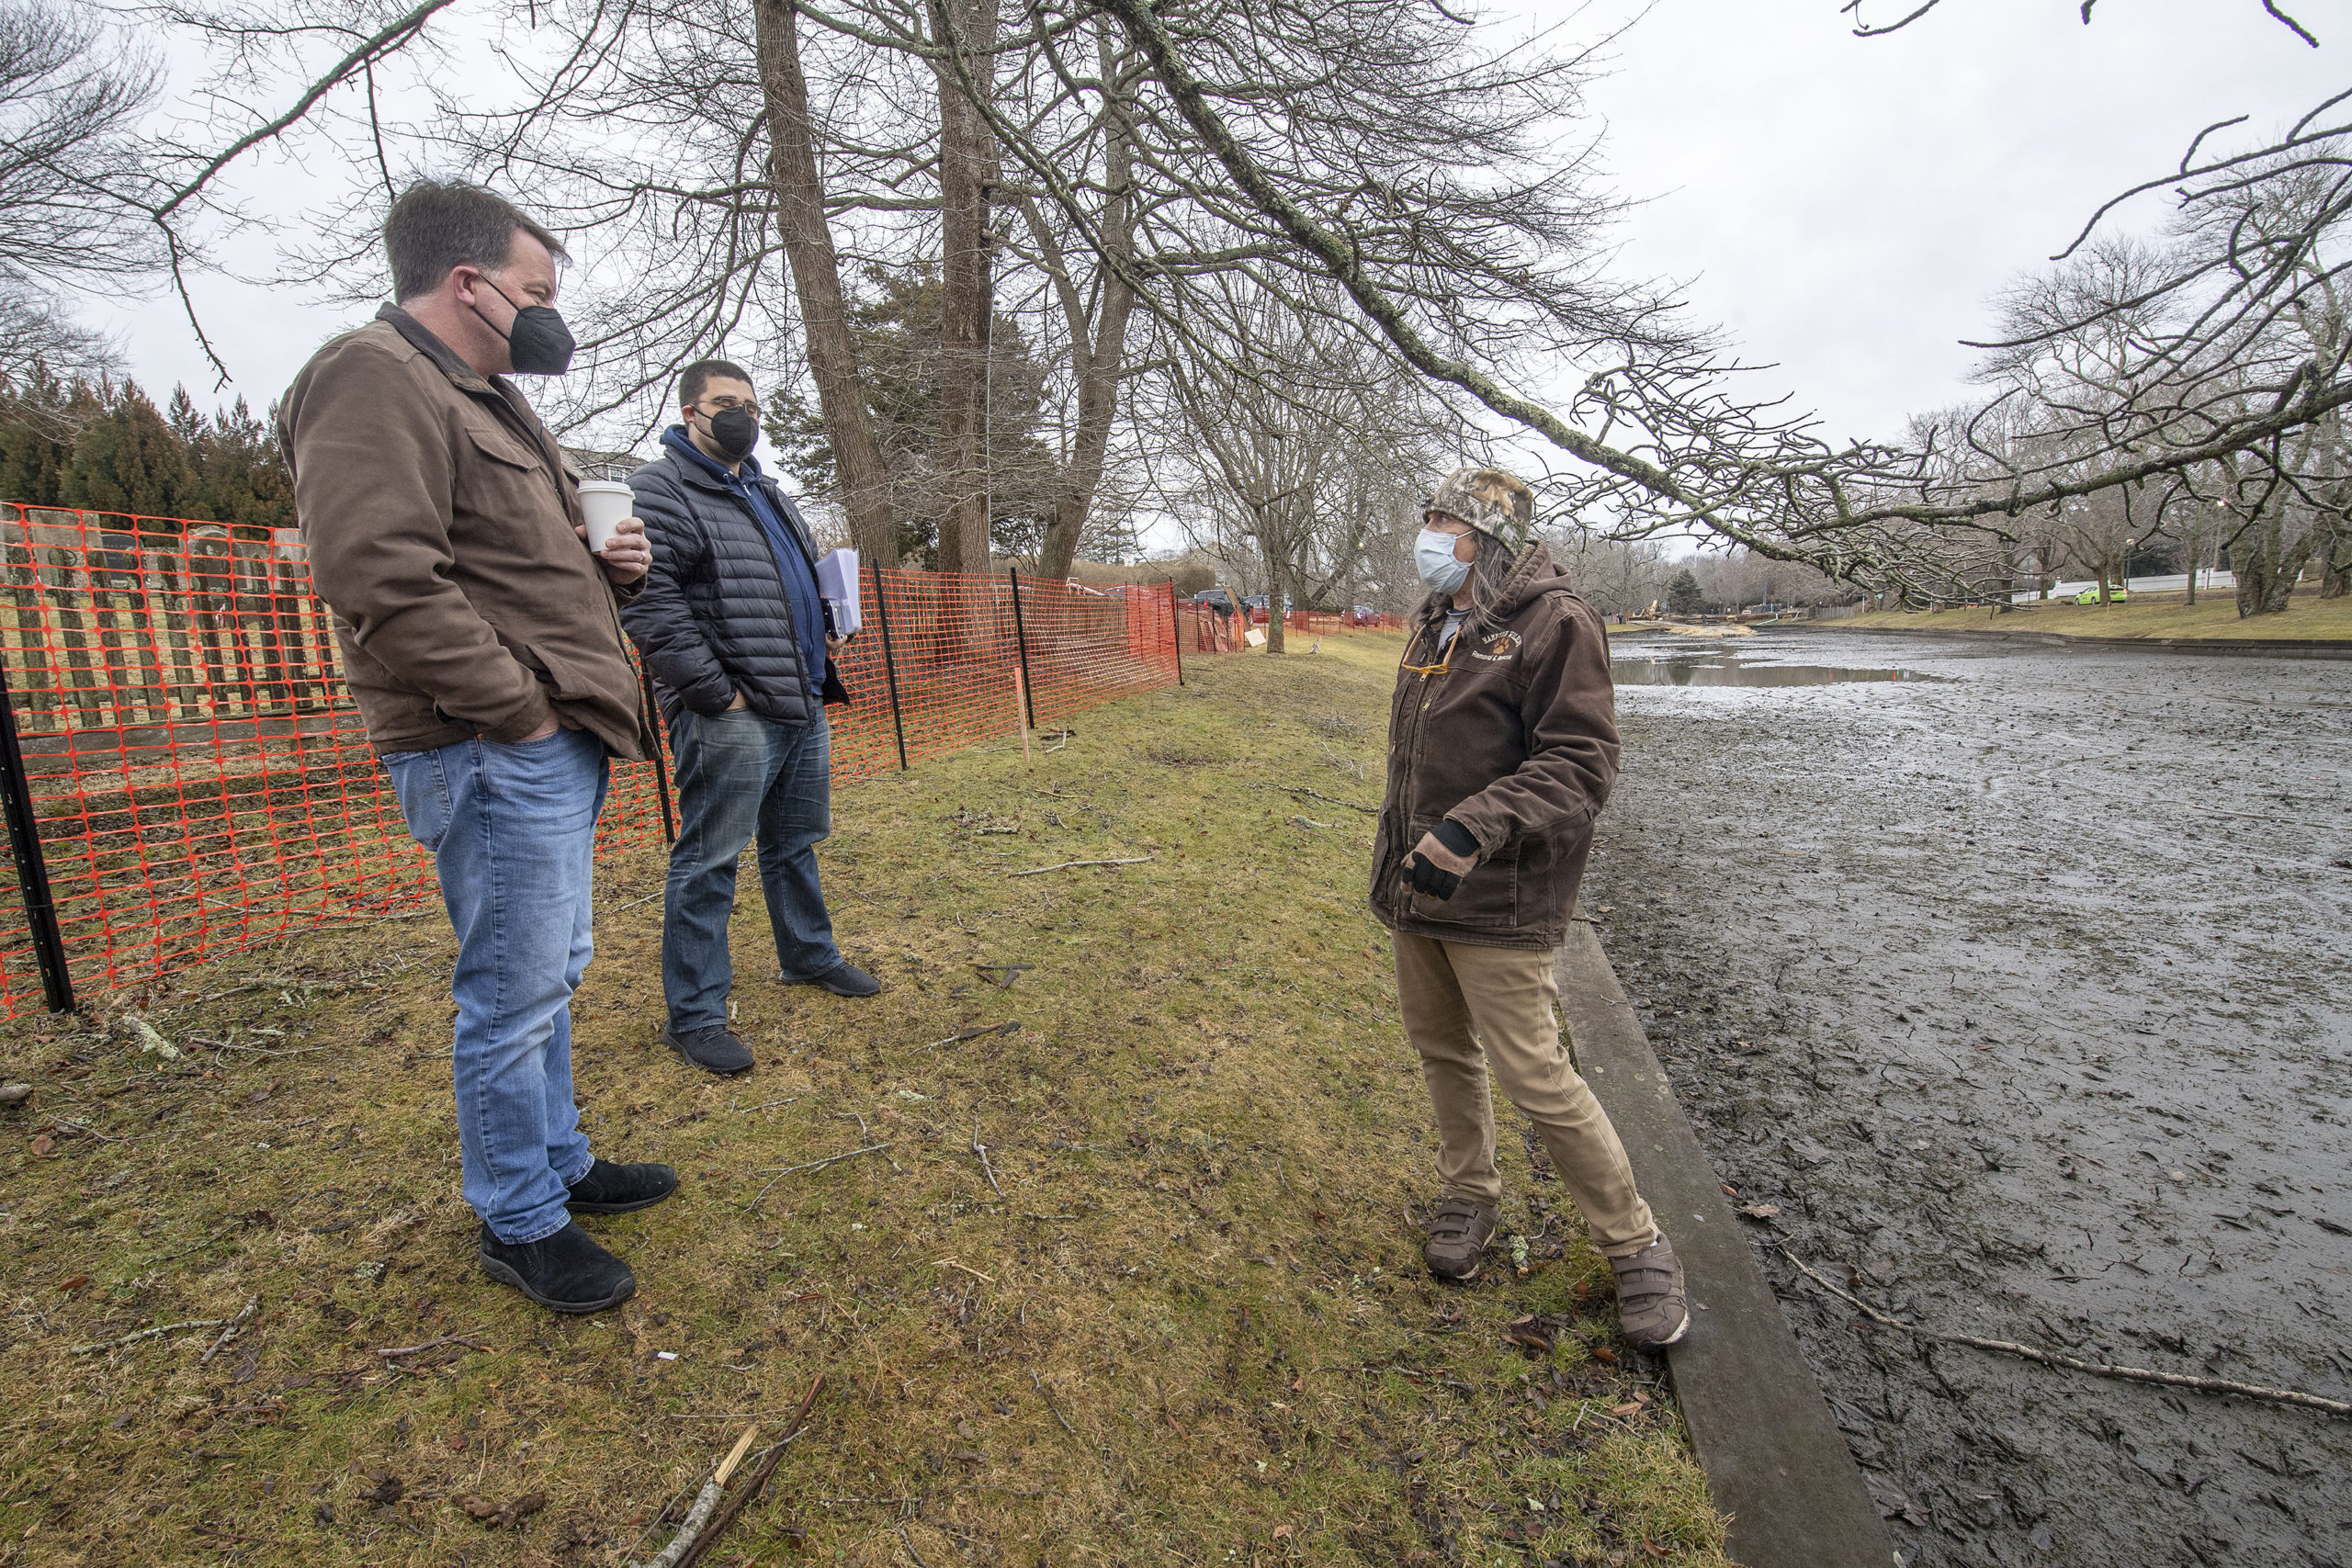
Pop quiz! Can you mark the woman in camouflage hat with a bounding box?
[1370,466,1688,1349]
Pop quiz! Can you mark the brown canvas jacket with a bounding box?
[1370,544,1620,950]
[278,307,649,761]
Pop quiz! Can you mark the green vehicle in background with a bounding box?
[2074,586,2130,604]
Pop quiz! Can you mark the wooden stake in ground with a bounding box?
[1014,669,1031,767]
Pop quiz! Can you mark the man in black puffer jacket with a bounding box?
[623,358,880,1077]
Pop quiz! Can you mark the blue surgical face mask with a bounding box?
[1415,526,1471,594]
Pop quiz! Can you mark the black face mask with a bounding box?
[471,276,575,375]
[702,407,760,460]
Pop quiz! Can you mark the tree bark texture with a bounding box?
[1029,50,1140,581]
[753,0,898,568]
[931,0,1002,578]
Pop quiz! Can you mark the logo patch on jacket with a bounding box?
[1471,629,1521,662]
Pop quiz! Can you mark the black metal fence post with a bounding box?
[1166,580,1184,685]
[871,576,911,772]
[1006,568,1039,729]
[637,661,677,844]
[0,659,74,1011]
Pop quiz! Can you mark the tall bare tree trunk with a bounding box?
[932,0,1001,578]
[1031,53,1140,582]
[754,0,897,568]
[1262,557,1286,654]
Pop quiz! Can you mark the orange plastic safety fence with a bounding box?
[0,504,1183,1019]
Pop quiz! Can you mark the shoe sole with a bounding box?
[662,1033,752,1076]
[1626,1306,1691,1349]
[568,1189,675,1215]
[793,980,878,998]
[479,1253,636,1314]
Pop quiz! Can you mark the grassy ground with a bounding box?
[0,634,1727,1568]
[1843,588,2352,640]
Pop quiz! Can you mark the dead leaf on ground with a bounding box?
[1736,1202,1781,1220]
[357,1474,404,1506]
[1501,1316,1553,1352]
[455,1492,547,1529]
[30,1134,53,1157]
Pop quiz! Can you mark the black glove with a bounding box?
[1404,819,1481,900]
[1404,852,1461,899]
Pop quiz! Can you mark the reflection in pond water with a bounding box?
[1609,658,1949,687]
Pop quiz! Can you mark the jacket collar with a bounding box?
[662,424,767,493]
[376,304,503,397]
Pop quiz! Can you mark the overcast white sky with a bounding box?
[87,0,2333,503]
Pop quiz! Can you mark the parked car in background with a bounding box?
[2073,587,2130,604]
[1191,588,1238,615]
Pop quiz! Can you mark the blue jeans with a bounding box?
[382,728,606,1244]
[662,707,841,1032]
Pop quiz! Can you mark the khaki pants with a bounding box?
[1394,931,1657,1258]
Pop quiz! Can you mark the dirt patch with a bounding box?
[1585,627,2352,1568]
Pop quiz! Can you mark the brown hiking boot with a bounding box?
[1421,1196,1499,1281]
[1611,1233,1690,1348]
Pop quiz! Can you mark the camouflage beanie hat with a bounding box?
[1425,467,1536,554]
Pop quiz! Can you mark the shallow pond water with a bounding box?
[1610,654,1949,687]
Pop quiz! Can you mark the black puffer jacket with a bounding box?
[621,450,843,727]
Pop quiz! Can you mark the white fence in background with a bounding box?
[2022,570,2237,601]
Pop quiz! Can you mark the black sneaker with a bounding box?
[478,1221,635,1314]
[797,963,880,998]
[664,1022,753,1075]
[566,1157,679,1214]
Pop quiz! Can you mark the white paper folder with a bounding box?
[816,547,862,637]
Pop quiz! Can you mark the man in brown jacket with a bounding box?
[280,181,673,1315]
[1374,467,1688,1349]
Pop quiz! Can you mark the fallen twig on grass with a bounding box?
[198,1296,260,1364]
[661,1375,824,1568]
[375,1332,490,1359]
[1007,855,1155,877]
[1032,1368,1077,1438]
[72,1310,243,1355]
[1264,784,1378,814]
[972,1112,1005,1198]
[922,1021,1021,1052]
[631,1422,759,1568]
[743,1144,895,1213]
[1781,1247,2352,1418]
[120,1012,180,1061]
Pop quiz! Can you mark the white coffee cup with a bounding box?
[577,480,635,554]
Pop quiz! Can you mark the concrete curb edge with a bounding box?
[1555,921,1898,1568]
